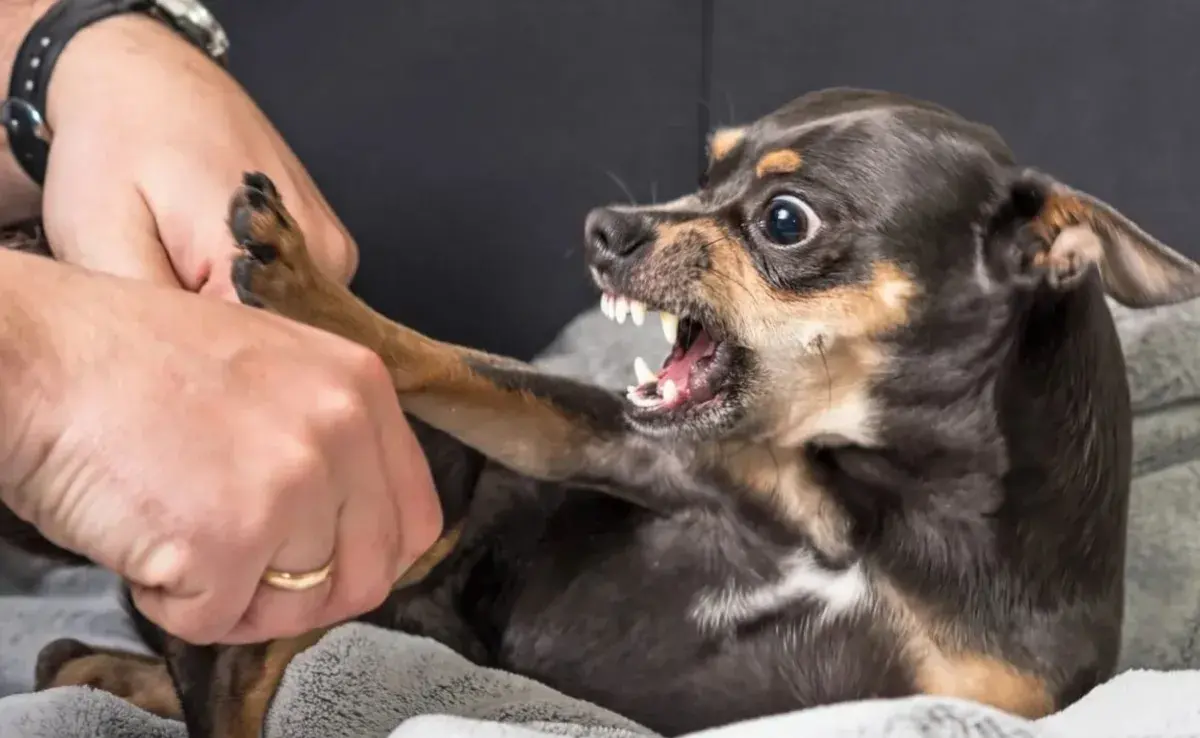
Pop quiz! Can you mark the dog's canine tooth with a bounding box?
[601,294,614,319]
[630,300,646,326]
[626,387,663,408]
[660,312,679,344]
[660,379,679,403]
[615,296,629,324]
[634,356,656,385]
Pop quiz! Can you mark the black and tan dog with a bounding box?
[13,87,1200,737]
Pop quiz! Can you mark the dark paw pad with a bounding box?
[232,258,266,308]
[35,638,95,690]
[242,171,280,201]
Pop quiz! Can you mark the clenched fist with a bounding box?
[0,251,441,645]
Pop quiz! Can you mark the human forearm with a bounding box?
[0,1,54,223]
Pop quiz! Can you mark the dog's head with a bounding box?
[584,87,1200,442]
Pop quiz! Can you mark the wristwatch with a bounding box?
[0,0,229,187]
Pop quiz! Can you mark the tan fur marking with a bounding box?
[652,217,730,257]
[877,582,1055,719]
[44,653,182,719]
[222,630,328,738]
[718,444,852,559]
[1033,192,1094,243]
[1031,193,1099,275]
[754,149,803,178]
[395,523,463,588]
[703,237,916,348]
[708,127,745,161]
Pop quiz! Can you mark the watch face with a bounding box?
[153,0,229,59]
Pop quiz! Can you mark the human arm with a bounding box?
[0,0,53,224]
[0,1,357,295]
[0,247,442,644]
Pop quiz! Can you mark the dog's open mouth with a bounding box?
[600,292,739,422]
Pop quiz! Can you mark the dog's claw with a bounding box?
[227,170,313,312]
[241,171,280,201]
[243,238,279,265]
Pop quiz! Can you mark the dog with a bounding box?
[13,86,1200,738]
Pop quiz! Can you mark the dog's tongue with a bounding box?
[661,327,718,402]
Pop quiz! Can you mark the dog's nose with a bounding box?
[585,207,653,260]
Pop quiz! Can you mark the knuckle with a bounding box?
[242,435,328,532]
[133,538,195,590]
[312,382,370,433]
[342,344,390,387]
[268,435,327,492]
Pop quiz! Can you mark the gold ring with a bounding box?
[261,560,334,591]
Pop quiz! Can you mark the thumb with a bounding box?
[41,162,183,287]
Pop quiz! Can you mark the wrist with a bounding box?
[0,1,54,222]
[44,11,193,133]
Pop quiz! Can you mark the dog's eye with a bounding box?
[760,195,820,246]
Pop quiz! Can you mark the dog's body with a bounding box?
[10,88,1200,738]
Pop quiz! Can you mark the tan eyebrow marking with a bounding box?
[709,127,746,161]
[755,149,803,178]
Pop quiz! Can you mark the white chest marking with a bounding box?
[690,552,871,633]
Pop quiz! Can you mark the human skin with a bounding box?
[0,2,442,645]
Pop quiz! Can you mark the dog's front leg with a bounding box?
[225,173,681,506]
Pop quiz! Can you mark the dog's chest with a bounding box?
[688,550,872,633]
[491,498,869,655]
[484,501,898,734]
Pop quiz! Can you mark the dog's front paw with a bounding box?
[229,171,317,312]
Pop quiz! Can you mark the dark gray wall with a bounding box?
[207,0,1200,358]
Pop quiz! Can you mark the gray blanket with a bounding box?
[2,297,1199,737]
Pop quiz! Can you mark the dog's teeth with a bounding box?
[615,296,629,324]
[660,312,679,344]
[634,356,656,385]
[601,293,614,319]
[630,300,646,326]
[660,379,679,404]
[626,387,663,408]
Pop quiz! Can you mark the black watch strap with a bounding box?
[1,0,225,187]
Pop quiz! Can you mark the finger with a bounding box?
[369,380,443,575]
[41,141,183,287]
[227,383,405,641]
[314,446,400,626]
[221,487,340,644]
[125,537,259,645]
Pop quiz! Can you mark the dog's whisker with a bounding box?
[706,261,759,304]
[605,170,638,207]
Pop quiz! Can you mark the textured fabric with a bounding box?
[1,298,1198,736]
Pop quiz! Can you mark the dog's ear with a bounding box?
[987,168,1200,308]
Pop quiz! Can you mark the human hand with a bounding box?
[39,12,356,299]
[0,253,441,645]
